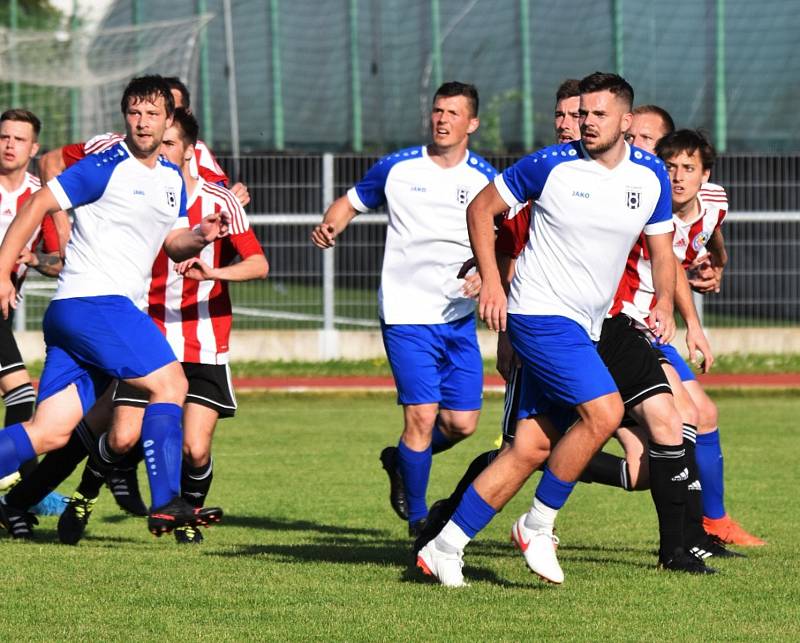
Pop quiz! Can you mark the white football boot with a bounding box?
[416,539,468,588]
[510,514,564,584]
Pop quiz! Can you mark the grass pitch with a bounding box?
[2,391,798,641]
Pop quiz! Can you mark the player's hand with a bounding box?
[685,323,714,374]
[496,331,519,382]
[461,271,481,300]
[230,182,251,208]
[16,248,36,267]
[646,303,675,344]
[174,257,217,281]
[0,278,18,320]
[688,256,723,294]
[479,278,507,332]
[311,223,337,249]
[198,211,230,243]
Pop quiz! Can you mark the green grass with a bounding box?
[2,392,798,640]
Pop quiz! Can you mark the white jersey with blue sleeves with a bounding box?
[48,140,188,305]
[495,141,673,340]
[347,145,496,324]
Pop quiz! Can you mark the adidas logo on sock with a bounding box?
[671,467,689,482]
[688,480,702,491]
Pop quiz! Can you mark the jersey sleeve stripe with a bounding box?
[493,174,520,208]
[203,183,248,235]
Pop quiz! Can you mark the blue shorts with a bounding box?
[381,315,482,410]
[507,314,618,433]
[654,342,696,382]
[38,296,178,413]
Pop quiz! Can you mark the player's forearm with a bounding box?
[674,258,701,328]
[707,228,728,268]
[467,187,506,285]
[322,196,358,235]
[211,254,269,282]
[31,252,64,278]
[496,253,517,294]
[38,148,66,183]
[164,229,213,262]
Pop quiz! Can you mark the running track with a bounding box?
[235,373,800,392]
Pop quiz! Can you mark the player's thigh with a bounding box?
[682,379,718,431]
[25,385,85,453]
[660,363,699,427]
[125,360,187,405]
[627,392,683,445]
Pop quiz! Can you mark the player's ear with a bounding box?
[701,167,711,183]
[30,140,40,159]
[620,111,633,133]
[467,117,480,135]
[185,143,195,163]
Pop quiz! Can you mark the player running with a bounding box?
[312,82,496,537]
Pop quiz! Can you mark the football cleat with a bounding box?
[690,535,746,560]
[659,547,717,574]
[105,467,148,516]
[703,514,766,547]
[147,496,223,537]
[510,515,563,584]
[174,524,204,544]
[30,491,67,517]
[412,498,454,556]
[416,540,467,588]
[57,491,99,545]
[408,518,426,539]
[379,446,408,520]
[0,496,38,539]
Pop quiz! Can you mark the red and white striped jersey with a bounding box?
[146,178,263,364]
[62,133,229,185]
[0,172,60,288]
[672,182,727,268]
[495,200,532,258]
[611,182,728,323]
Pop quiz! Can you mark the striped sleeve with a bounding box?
[203,182,249,236]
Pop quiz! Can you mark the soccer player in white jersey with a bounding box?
[0,76,228,537]
[0,109,67,515]
[312,82,497,536]
[417,72,678,587]
[55,108,268,545]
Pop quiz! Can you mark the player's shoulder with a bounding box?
[83,140,130,169]
[201,179,242,210]
[465,149,498,180]
[376,145,425,169]
[84,132,124,154]
[627,144,668,176]
[156,155,184,182]
[699,181,728,204]
[516,141,583,172]
[25,172,41,190]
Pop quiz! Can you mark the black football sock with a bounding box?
[648,440,688,559]
[681,424,708,547]
[448,449,498,508]
[3,383,35,426]
[580,450,633,490]
[6,430,88,510]
[181,457,213,508]
[76,462,105,499]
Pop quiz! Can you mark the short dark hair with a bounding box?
[555,78,581,102]
[656,129,717,171]
[632,104,676,136]
[433,81,479,117]
[120,75,175,117]
[578,72,634,110]
[170,107,199,147]
[163,76,191,110]
[0,109,41,138]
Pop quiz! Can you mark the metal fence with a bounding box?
[16,152,800,332]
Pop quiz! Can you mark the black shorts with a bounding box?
[0,312,26,377]
[502,315,670,441]
[598,314,671,410]
[113,362,237,418]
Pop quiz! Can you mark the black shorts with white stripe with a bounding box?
[500,363,523,443]
[112,362,237,418]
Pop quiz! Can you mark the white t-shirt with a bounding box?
[347,145,496,324]
[495,141,674,340]
[48,141,188,305]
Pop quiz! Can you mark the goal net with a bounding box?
[0,14,212,150]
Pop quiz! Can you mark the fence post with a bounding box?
[320,153,339,359]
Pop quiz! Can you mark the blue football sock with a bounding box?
[534,466,577,510]
[452,484,497,538]
[695,428,726,519]
[0,424,36,478]
[141,403,183,510]
[430,422,454,455]
[396,440,431,523]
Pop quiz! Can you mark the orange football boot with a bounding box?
[703,514,766,547]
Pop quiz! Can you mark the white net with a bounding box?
[0,14,212,148]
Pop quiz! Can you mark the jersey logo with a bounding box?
[456,185,470,206]
[166,187,177,208]
[1,208,11,217]
[572,190,590,199]
[626,189,641,209]
[692,231,710,251]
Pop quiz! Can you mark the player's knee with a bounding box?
[108,428,139,454]
[696,398,718,431]
[403,406,438,436]
[438,415,478,441]
[586,396,624,439]
[151,373,188,405]
[183,441,210,468]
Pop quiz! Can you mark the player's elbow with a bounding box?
[255,255,269,280]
